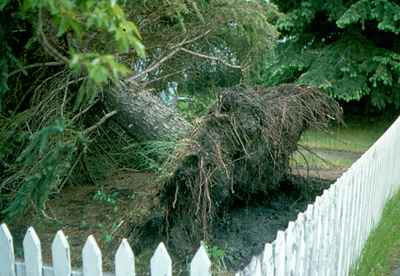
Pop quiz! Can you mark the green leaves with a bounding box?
[337,0,400,34]
[266,0,400,110]
[0,0,11,10]
[20,0,145,90]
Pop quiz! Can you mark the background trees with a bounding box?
[260,0,400,110]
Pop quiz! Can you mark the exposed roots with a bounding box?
[161,84,342,243]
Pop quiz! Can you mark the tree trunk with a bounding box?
[104,83,192,141]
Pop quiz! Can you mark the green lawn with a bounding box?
[291,115,395,169]
[352,190,400,276]
[299,116,394,153]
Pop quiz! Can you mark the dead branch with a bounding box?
[83,110,117,134]
[180,47,241,69]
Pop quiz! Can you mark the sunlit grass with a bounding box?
[291,115,396,170]
[290,150,355,169]
[299,116,394,153]
[352,190,400,276]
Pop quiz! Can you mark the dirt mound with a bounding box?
[161,84,342,243]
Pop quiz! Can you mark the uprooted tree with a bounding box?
[160,84,341,244]
[0,0,279,219]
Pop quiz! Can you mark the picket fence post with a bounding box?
[151,243,172,276]
[83,235,103,276]
[190,244,211,276]
[52,230,71,276]
[0,224,16,276]
[23,227,43,276]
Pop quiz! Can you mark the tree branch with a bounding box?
[180,48,241,69]
[125,30,212,82]
[38,8,69,64]
[7,62,64,77]
[83,110,117,134]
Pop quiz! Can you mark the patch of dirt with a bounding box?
[293,167,346,180]
[9,171,159,272]
[312,148,362,162]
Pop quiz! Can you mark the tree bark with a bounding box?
[104,83,192,141]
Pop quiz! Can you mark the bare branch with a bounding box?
[180,48,241,69]
[126,30,212,82]
[72,98,100,123]
[38,8,69,64]
[83,110,118,134]
[7,62,64,77]
[126,47,182,82]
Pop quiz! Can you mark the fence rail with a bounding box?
[1,116,400,276]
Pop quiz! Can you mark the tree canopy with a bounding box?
[259,0,400,110]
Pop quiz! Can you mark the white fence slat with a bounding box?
[311,196,322,276]
[23,227,43,276]
[190,244,211,276]
[242,256,261,276]
[82,235,103,276]
[115,239,135,276]
[0,224,16,276]
[295,213,305,276]
[261,243,274,276]
[304,204,314,276]
[150,243,172,276]
[52,230,71,276]
[274,231,285,276]
[285,221,296,275]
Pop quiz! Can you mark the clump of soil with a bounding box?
[161,84,341,244]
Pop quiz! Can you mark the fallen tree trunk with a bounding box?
[104,82,192,141]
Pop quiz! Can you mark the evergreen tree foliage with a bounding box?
[260,0,400,109]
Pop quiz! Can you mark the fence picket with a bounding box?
[295,213,305,276]
[82,235,103,276]
[115,239,135,276]
[261,243,274,276]
[285,221,296,275]
[190,244,211,276]
[23,227,43,276]
[151,243,172,276]
[303,204,314,276]
[52,230,71,276]
[274,230,285,276]
[0,224,16,276]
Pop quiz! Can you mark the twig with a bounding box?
[180,47,241,69]
[126,47,182,82]
[83,110,117,134]
[38,8,69,64]
[60,75,70,118]
[7,62,64,77]
[126,30,212,82]
[71,98,99,122]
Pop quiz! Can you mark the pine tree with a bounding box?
[260,0,400,110]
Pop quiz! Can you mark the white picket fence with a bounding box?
[1,116,400,276]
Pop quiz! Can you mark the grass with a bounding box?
[352,190,400,276]
[291,115,396,169]
[291,150,356,169]
[299,115,394,153]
